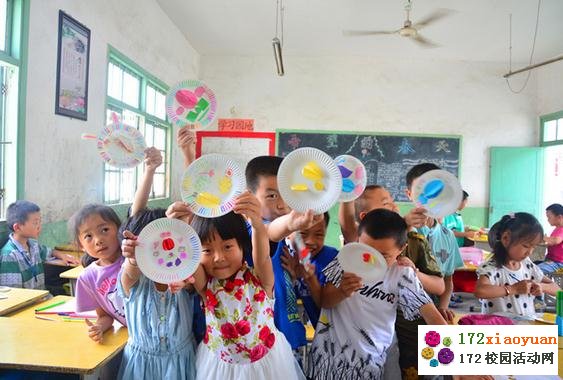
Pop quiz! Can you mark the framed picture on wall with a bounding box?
[54,10,90,120]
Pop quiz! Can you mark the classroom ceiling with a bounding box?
[156,0,563,64]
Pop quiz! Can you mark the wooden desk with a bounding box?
[0,296,128,379]
[59,266,85,296]
[0,287,49,316]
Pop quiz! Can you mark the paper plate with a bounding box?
[95,122,146,168]
[136,218,202,284]
[166,80,217,129]
[411,169,462,219]
[337,242,387,283]
[334,155,367,202]
[181,154,246,217]
[278,147,342,214]
[534,312,556,324]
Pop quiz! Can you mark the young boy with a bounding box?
[443,190,479,247]
[0,200,78,289]
[306,208,447,380]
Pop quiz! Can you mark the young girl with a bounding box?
[190,191,304,379]
[69,204,126,342]
[538,203,563,274]
[474,212,560,316]
[118,210,197,380]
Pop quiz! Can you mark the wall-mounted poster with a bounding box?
[55,10,90,120]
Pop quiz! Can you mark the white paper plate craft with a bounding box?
[136,218,202,284]
[166,80,217,129]
[411,169,463,219]
[337,242,387,283]
[181,154,246,218]
[81,115,146,169]
[334,155,367,202]
[277,147,342,214]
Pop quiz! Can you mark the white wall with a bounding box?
[25,0,199,222]
[200,56,539,207]
[536,60,563,117]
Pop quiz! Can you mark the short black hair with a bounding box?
[546,203,563,216]
[462,190,469,200]
[191,212,252,262]
[6,200,40,232]
[119,208,167,239]
[358,208,408,248]
[354,185,385,221]
[245,156,284,193]
[323,211,330,227]
[405,163,441,190]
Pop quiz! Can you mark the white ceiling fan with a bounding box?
[343,0,452,48]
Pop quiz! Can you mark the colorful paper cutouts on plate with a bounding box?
[277,147,342,214]
[337,242,387,283]
[334,154,367,202]
[82,121,146,169]
[181,153,246,217]
[136,218,202,284]
[411,169,463,219]
[166,80,217,129]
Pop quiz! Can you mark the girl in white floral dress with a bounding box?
[190,191,304,379]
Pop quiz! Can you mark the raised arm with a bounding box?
[338,201,358,244]
[267,209,320,242]
[120,230,142,296]
[177,126,197,168]
[131,147,163,216]
[234,191,274,296]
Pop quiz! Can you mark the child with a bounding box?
[190,191,305,379]
[419,217,464,322]
[474,212,560,316]
[443,190,480,247]
[70,204,126,341]
[0,200,79,289]
[306,208,447,380]
[280,212,339,328]
[538,203,563,274]
[118,211,197,380]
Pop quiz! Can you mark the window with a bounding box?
[104,47,170,204]
[0,0,28,220]
[540,111,563,147]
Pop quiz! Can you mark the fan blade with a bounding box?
[412,8,452,30]
[411,34,440,48]
[342,30,398,36]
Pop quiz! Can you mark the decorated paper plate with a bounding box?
[82,121,146,169]
[277,147,342,214]
[166,80,217,129]
[337,242,387,283]
[136,218,202,284]
[334,155,367,202]
[181,154,246,217]
[534,312,556,324]
[411,169,462,219]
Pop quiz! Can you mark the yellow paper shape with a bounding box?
[291,184,309,191]
[195,192,221,207]
[314,181,325,191]
[302,161,323,181]
[218,176,232,194]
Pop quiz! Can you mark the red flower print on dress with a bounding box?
[234,287,244,301]
[224,278,244,293]
[253,289,266,302]
[220,322,239,340]
[265,332,276,348]
[264,307,274,317]
[244,297,253,316]
[234,319,251,336]
[205,290,219,313]
[249,344,268,362]
[258,325,271,342]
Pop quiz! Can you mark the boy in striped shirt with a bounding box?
[0,200,78,289]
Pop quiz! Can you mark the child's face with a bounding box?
[77,214,120,263]
[546,210,562,227]
[291,219,327,258]
[358,232,404,263]
[14,212,42,239]
[253,175,289,222]
[458,198,468,211]
[200,231,243,279]
[359,188,398,219]
[502,232,542,262]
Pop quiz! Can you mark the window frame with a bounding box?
[103,45,171,206]
[540,110,563,147]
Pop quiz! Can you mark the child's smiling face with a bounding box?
[200,231,244,279]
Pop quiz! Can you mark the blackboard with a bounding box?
[276,130,461,202]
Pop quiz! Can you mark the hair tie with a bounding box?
[508,212,515,219]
